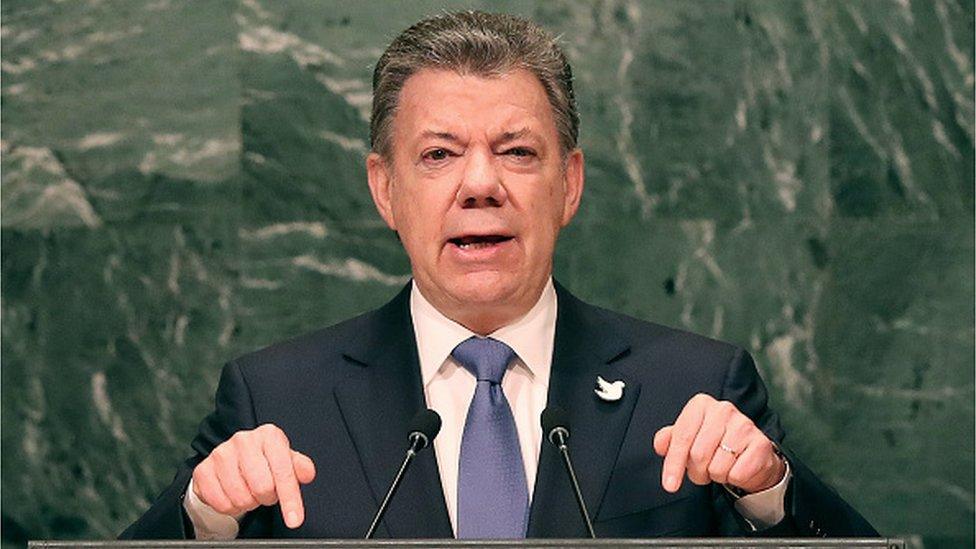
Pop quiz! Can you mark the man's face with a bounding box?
[366,68,584,333]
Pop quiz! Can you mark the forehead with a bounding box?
[393,68,556,140]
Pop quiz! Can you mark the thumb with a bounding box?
[291,451,316,484]
[653,426,672,457]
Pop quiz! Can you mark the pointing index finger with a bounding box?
[262,433,305,529]
[662,395,708,492]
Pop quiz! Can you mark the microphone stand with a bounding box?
[364,432,428,539]
[550,427,596,538]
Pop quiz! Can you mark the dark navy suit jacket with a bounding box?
[121,281,877,539]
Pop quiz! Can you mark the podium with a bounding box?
[29,539,905,548]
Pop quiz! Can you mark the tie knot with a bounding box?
[451,337,515,384]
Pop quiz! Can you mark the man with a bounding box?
[122,11,876,539]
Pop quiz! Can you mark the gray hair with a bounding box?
[370,10,579,158]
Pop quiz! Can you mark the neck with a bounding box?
[414,280,549,336]
[457,312,524,337]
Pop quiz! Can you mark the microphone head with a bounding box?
[408,408,442,451]
[541,406,570,445]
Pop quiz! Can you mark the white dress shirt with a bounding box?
[184,278,788,538]
[411,278,557,533]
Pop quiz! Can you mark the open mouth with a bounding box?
[448,234,514,250]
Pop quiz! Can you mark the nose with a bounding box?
[456,149,507,208]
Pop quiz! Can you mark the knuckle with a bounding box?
[209,446,227,465]
[731,463,757,485]
[244,494,260,509]
[674,432,695,446]
[727,469,746,486]
[695,392,714,403]
[732,418,754,437]
[231,430,252,446]
[227,489,253,508]
[220,473,245,496]
[199,486,225,509]
[689,471,710,485]
[250,477,276,498]
[255,490,277,505]
[229,434,248,452]
[192,478,209,499]
[193,461,209,481]
[738,414,757,428]
[193,471,213,494]
[689,446,708,464]
[256,423,278,440]
[210,499,234,515]
[263,425,290,446]
[707,460,724,478]
[745,458,763,477]
[254,493,276,506]
[228,497,250,512]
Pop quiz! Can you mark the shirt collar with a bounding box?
[410,278,557,387]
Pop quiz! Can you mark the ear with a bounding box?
[366,152,397,231]
[560,148,585,226]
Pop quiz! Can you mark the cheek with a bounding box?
[523,209,563,256]
[391,189,444,246]
[531,186,567,234]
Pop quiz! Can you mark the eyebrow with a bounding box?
[417,128,536,146]
[419,130,463,143]
[496,128,532,145]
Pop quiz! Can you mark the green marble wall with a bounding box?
[2,0,972,546]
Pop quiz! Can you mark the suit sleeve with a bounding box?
[119,360,267,539]
[716,347,879,537]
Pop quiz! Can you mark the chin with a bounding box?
[446,271,525,307]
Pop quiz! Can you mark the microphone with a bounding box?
[364,408,442,539]
[541,406,596,538]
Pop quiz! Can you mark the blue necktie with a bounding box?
[453,336,529,539]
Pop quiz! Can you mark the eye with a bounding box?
[505,147,535,158]
[421,148,453,163]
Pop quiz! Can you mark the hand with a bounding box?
[653,393,785,495]
[192,424,316,528]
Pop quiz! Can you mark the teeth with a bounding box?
[458,241,496,250]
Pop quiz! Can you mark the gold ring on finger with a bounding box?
[719,443,739,458]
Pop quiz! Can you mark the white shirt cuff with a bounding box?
[183,478,243,540]
[727,458,791,530]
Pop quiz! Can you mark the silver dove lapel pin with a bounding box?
[594,375,625,402]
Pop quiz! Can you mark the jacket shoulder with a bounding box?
[234,312,370,366]
[566,292,744,365]
[228,290,405,390]
[231,282,412,375]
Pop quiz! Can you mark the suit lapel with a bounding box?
[333,283,453,539]
[528,282,641,537]
[331,281,640,538]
